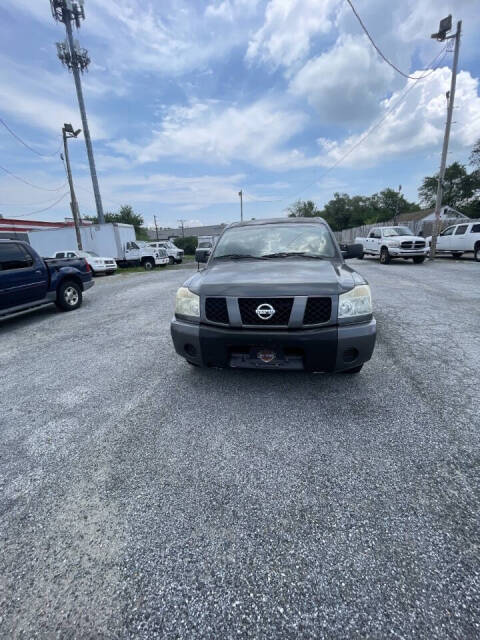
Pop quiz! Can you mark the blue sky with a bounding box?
[1,0,479,229]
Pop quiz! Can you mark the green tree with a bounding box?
[173,236,197,255]
[86,205,144,233]
[418,162,476,209]
[286,200,322,217]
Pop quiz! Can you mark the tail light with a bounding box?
[85,260,91,272]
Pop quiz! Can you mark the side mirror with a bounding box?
[341,243,363,260]
[195,249,209,264]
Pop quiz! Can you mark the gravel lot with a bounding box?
[1,259,479,639]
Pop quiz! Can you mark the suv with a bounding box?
[171,218,376,373]
[149,241,183,264]
[427,222,480,261]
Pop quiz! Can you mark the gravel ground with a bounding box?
[1,259,479,639]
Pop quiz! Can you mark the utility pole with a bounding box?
[429,16,461,259]
[178,219,186,238]
[393,185,402,225]
[62,123,83,250]
[154,215,159,240]
[238,190,243,221]
[51,0,105,224]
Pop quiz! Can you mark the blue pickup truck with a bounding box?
[0,239,94,319]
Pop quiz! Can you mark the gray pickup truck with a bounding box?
[171,217,376,373]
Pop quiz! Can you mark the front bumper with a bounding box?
[171,317,376,372]
[388,248,428,257]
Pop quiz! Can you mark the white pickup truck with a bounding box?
[355,226,428,264]
[148,241,184,264]
[426,221,480,261]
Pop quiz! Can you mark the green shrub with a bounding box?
[173,236,198,255]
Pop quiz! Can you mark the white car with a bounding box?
[52,250,118,275]
[148,241,184,264]
[427,221,480,261]
[355,226,428,264]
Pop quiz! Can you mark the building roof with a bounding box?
[396,205,467,224]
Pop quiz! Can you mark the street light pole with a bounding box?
[238,190,243,222]
[429,16,462,259]
[62,123,83,251]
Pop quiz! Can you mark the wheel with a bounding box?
[357,252,364,260]
[143,258,155,270]
[380,247,391,264]
[451,252,463,259]
[175,258,183,264]
[475,244,480,262]
[341,365,363,374]
[413,256,425,264]
[56,280,82,311]
[168,256,175,265]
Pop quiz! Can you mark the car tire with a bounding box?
[168,256,175,265]
[56,280,82,311]
[380,247,391,264]
[474,243,480,262]
[341,365,363,374]
[357,252,364,260]
[451,252,463,259]
[175,258,183,264]
[413,256,425,264]
[143,258,155,270]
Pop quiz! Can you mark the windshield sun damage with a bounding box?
[383,227,413,237]
[213,224,336,259]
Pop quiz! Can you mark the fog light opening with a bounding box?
[343,347,359,363]
[184,343,197,357]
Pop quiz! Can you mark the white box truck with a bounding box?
[28,223,164,270]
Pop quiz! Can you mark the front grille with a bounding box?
[238,297,293,326]
[205,297,229,324]
[401,241,425,249]
[303,297,331,325]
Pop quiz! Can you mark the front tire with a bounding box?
[56,280,82,311]
[168,256,175,265]
[451,252,463,259]
[474,244,480,262]
[380,247,391,264]
[413,256,425,264]
[143,258,155,271]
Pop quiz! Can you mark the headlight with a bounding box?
[175,287,200,318]
[386,240,400,247]
[338,285,372,319]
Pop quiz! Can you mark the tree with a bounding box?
[418,162,476,209]
[86,205,144,233]
[173,236,197,255]
[287,200,322,217]
[470,138,480,169]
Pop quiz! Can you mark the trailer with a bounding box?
[27,223,164,269]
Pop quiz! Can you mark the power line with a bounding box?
[2,191,69,218]
[244,46,449,206]
[345,0,443,81]
[0,116,62,157]
[0,164,67,192]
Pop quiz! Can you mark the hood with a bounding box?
[387,235,424,242]
[185,259,358,297]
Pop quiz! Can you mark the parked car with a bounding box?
[148,241,184,264]
[355,226,428,264]
[0,240,93,319]
[52,250,117,275]
[171,217,375,373]
[426,221,480,261]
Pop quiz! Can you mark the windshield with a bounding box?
[213,223,336,259]
[198,242,212,248]
[383,227,413,237]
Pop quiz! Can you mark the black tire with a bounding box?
[475,244,480,262]
[168,256,175,265]
[413,256,425,264]
[380,247,391,264]
[357,252,364,260]
[175,258,183,264]
[143,258,155,271]
[56,280,82,311]
[341,365,363,374]
[451,252,463,259]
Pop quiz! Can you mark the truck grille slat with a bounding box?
[205,297,229,324]
[303,297,332,325]
[401,241,426,249]
[238,297,293,326]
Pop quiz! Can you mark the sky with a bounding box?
[0,0,479,230]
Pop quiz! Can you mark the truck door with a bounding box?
[124,241,141,261]
[0,243,47,310]
[437,226,455,251]
[451,224,469,251]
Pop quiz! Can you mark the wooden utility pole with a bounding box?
[62,123,83,250]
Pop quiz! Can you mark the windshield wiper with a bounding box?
[261,252,327,260]
[214,254,267,260]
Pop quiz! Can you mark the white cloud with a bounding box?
[247,0,339,68]
[110,99,318,170]
[290,34,395,126]
[316,69,480,168]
